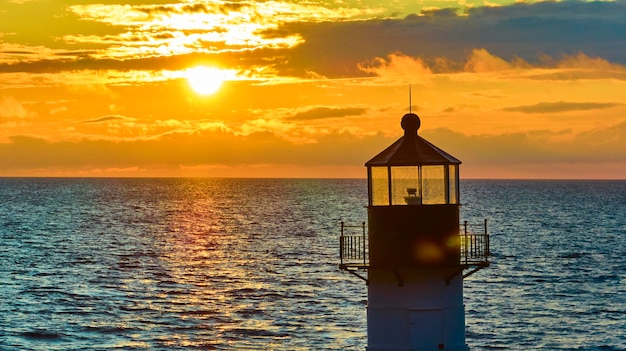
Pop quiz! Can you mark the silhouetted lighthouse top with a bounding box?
[365,112,461,207]
[365,113,460,167]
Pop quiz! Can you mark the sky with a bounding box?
[0,0,625,179]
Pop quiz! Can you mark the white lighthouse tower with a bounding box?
[340,112,489,351]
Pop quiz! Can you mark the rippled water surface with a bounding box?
[1,178,624,350]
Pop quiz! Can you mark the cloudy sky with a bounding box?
[1,0,625,178]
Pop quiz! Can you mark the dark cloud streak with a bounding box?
[0,131,388,169]
[2,120,625,172]
[504,102,621,114]
[0,49,282,74]
[288,107,367,120]
[82,115,133,124]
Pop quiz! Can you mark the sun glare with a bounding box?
[186,66,226,95]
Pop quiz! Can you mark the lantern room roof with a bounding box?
[365,113,461,167]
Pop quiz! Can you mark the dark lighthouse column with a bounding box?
[339,112,489,351]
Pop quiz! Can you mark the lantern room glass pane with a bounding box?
[391,166,420,205]
[370,166,389,206]
[449,165,458,204]
[422,165,446,204]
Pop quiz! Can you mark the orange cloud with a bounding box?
[363,50,626,79]
[0,96,36,119]
[358,52,433,84]
[464,48,515,72]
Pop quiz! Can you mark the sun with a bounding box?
[186,66,225,95]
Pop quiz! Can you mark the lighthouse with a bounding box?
[339,112,489,351]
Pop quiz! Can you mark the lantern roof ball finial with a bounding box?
[401,113,420,136]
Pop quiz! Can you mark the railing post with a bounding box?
[484,218,489,261]
[349,236,352,259]
[463,221,468,264]
[351,236,355,259]
[340,221,344,264]
[362,221,366,265]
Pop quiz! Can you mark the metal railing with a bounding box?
[339,221,367,267]
[461,219,490,265]
[339,220,490,268]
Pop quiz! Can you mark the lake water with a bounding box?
[0,178,624,350]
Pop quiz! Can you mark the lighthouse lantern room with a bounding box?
[339,112,490,351]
